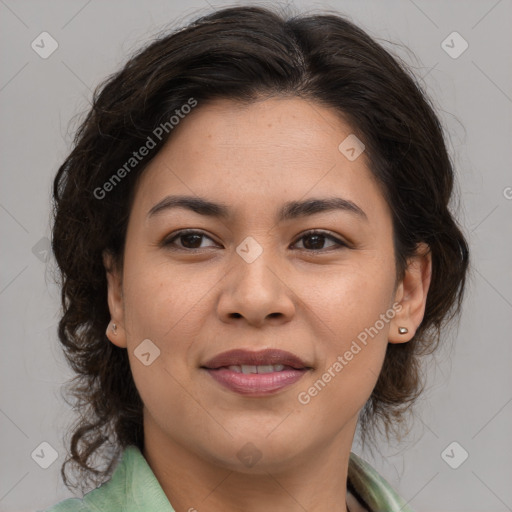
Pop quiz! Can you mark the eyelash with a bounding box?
[162,229,348,253]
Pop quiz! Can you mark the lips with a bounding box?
[201,348,311,370]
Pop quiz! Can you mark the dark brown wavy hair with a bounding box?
[51,4,469,494]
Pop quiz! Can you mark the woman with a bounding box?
[43,5,469,511]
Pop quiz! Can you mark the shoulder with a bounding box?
[40,445,174,512]
[39,450,127,512]
[348,452,414,512]
[38,497,90,512]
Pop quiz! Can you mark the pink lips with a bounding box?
[204,367,307,395]
[201,348,311,396]
[202,348,309,370]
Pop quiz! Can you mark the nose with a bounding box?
[216,246,296,328]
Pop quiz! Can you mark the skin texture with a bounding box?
[103,96,432,512]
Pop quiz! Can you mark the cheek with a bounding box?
[297,300,390,427]
[299,260,395,411]
[121,256,208,341]
[311,256,396,336]
[120,261,203,427]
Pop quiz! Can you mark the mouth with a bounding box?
[200,349,312,396]
[207,363,301,374]
[201,348,311,370]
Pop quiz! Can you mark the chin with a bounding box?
[203,432,308,474]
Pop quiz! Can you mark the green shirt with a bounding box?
[40,445,414,512]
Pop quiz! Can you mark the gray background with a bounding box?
[1,0,511,511]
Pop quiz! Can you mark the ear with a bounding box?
[103,250,127,348]
[389,242,432,343]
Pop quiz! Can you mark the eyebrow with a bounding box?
[147,195,368,222]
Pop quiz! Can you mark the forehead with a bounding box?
[130,96,390,227]
[171,96,358,163]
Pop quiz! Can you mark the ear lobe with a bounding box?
[389,243,432,344]
[103,250,127,348]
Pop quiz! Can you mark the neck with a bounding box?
[143,413,358,512]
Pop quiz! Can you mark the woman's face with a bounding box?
[105,96,430,472]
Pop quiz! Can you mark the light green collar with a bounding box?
[44,445,414,512]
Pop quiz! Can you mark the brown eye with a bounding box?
[163,230,218,250]
[162,229,347,252]
[292,230,347,251]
